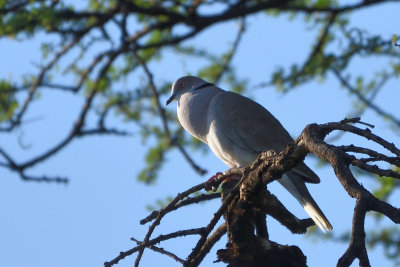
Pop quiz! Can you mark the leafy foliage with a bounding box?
[0,80,18,122]
[0,0,399,264]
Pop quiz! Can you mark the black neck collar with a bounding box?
[194,82,214,91]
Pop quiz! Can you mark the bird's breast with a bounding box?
[177,92,211,143]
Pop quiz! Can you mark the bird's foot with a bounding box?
[207,172,223,183]
[205,172,223,191]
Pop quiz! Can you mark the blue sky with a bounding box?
[0,2,399,267]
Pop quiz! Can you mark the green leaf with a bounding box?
[145,196,174,211]
[0,80,18,122]
[313,0,332,8]
[138,144,166,184]
[373,175,399,202]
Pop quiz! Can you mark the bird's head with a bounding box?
[166,76,213,105]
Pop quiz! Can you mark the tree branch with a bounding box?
[133,52,207,175]
[107,118,400,266]
[332,69,400,128]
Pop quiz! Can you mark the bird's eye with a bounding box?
[179,82,185,88]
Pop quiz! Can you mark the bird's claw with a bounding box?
[205,172,223,191]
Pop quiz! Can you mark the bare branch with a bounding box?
[213,17,246,85]
[185,223,227,266]
[332,69,400,128]
[132,182,207,267]
[105,117,400,266]
[133,52,207,175]
[105,228,205,267]
[140,193,220,225]
[337,198,370,267]
[340,145,400,165]
[131,237,185,264]
[299,119,400,265]
[0,36,81,132]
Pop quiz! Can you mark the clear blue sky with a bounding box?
[0,2,399,267]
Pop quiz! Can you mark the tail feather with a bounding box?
[279,174,332,232]
[302,202,332,233]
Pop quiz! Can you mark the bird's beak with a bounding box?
[166,94,175,105]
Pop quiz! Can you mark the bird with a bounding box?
[166,75,332,232]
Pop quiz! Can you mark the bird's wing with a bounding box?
[210,91,320,183]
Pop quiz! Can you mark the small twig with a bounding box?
[321,121,400,156]
[140,193,220,224]
[347,155,400,179]
[213,17,245,85]
[325,78,384,143]
[339,145,400,166]
[0,46,126,182]
[185,173,248,267]
[105,228,205,267]
[20,172,68,184]
[133,52,207,175]
[130,238,185,264]
[252,12,336,90]
[20,48,122,170]
[339,117,374,128]
[0,144,69,184]
[184,223,227,266]
[0,36,81,132]
[133,182,207,267]
[333,69,400,128]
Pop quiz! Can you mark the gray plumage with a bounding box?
[166,76,332,232]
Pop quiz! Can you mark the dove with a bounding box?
[166,76,332,232]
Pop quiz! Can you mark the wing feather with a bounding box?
[210,91,320,183]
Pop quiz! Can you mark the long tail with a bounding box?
[279,174,332,232]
